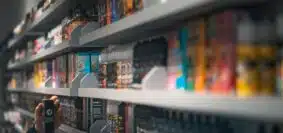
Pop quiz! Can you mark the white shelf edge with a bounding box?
[8,88,72,96]
[78,88,283,121]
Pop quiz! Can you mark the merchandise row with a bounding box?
[10,92,283,133]
[12,0,59,36]
[8,8,283,97]
[9,51,100,89]
[8,0,158,51]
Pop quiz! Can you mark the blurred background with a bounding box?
[1,0,283,133]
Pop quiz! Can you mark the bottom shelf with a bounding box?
[15,107,86,133]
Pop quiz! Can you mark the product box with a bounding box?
[76,52,91,74]
[97,0,107,27]
[68,53,76,84]
[33,63,40,88]
[167,31,186,90]
[90,53,100,75]
[48,24,62,46]
[207,11,238,95]
[133,0,143,12]
[107,62,118,88]
[111,0,118,22]
[58,55,68,88]
[106,0,112,24]
[107,101,129,133]
[52,58,58,88]
[190,19,206,93]
[99,63,107,88]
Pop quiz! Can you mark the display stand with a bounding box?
[70,25,85,46]
[70,73,85,96]
[81,22,100,35]
[44,76,52,88]
[142,66,167,90]
[80,73,99,88]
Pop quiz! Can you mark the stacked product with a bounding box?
[8,52,100,89]
[99,44,134,89]
[97,0,145,27]
[166,8,280,97]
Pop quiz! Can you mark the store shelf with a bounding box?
[8,41,70,69]
[8,88,72,96]
[80,0,266,46]
[15,107,34,118]
[8,0,70,48]
[78,88,283,121]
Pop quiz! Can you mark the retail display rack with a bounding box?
[7,0,70,49]
[7,0,283,129]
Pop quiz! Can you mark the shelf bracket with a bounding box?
[70,73,85,96]
[80,73,99,88]
[142,66,167,90]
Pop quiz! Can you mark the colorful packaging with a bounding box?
[236,13,258,97]
[111,0,119,22]
[52,58,58,88]
[107,101,128,133]
[97,0,107,27]
[258,45,276,96]
[107,62,118,88]
[207,11,237,95]
[47,24,62,46]
[167,32,185,90]
[90,53,100,75]
[59,55,68,88]
[76,53,91,74]
[237,45,259,97]
[179,27,191,91]
[133,0,143,12]
[33,63,40,88]
[68,53,76,84]
[194,19,206,93]
[106,0,112,25]
[277,47,283,96]
[62,5,87,40]
[257,18,277,96]
[123,0,133,16]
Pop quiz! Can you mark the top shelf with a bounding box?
[80,0,266,46]
[8,0,70,49]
